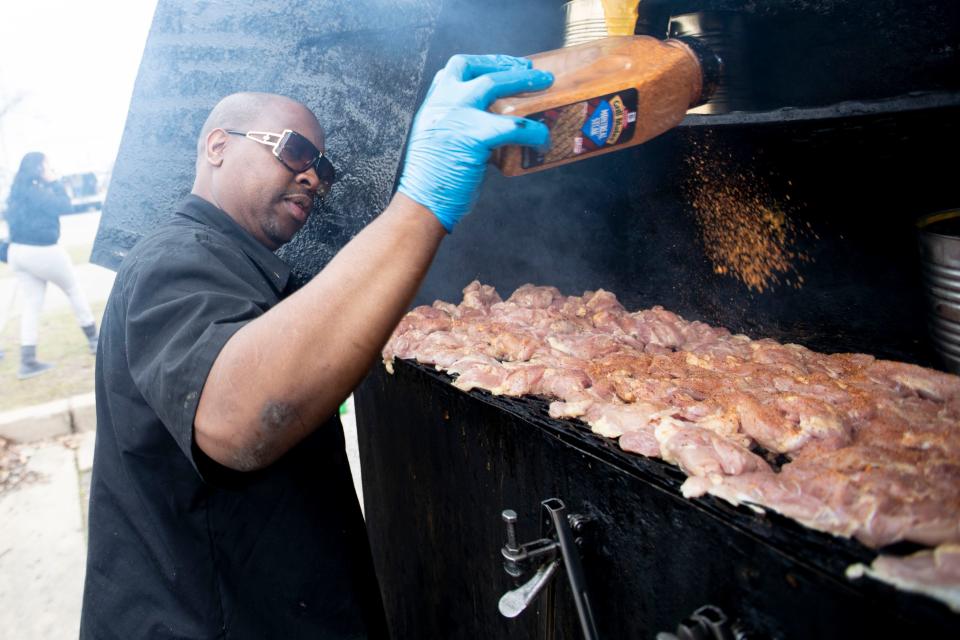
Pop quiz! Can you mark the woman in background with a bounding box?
[5,152,98,379]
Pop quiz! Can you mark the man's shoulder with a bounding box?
[121,216,238,275]
[114,219,261,308]
[137,214,223,250]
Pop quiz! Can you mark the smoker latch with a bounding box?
[498,558,561,618]
[657,604,736,640]
[498,498,599,640]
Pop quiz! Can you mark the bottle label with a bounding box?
[522,88,638,169]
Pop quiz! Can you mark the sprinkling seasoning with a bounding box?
[685,137,813,293]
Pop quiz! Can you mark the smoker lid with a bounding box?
[659,6,960,120]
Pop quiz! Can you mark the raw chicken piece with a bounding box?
[848,545,960,612]
[655,422,770,481]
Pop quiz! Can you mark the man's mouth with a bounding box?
[283,194,313,223]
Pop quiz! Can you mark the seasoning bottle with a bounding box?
[490,36,721,176]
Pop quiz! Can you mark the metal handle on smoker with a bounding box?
[656,605,733,640]
[543,498,599,640]
[498,498,599,640]
[499,559,561,618]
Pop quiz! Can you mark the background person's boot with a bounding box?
[82,323,98,354]
[18,345,54,380]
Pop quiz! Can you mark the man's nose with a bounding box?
[296,165,320,192]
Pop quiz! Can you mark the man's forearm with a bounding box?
[195,193,445,470]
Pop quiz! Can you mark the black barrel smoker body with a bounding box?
[96,0,960,637]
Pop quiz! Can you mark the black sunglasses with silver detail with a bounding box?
[225,129,336,194]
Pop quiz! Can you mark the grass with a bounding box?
[0,241,104,413]
[0,300,106,412]
[66,244,94,266]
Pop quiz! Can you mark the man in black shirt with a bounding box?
[80,54,553,638]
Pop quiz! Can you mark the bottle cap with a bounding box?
[675,36,723,107]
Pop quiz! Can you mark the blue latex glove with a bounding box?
[398,54,554,232]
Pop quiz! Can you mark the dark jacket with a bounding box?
[6,180,71,246]
[80,195,387,640]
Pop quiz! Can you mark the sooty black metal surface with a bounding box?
[92,0,442,279]
[356,359,960,638]
[646,0,960,114]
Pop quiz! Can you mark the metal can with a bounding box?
[917,209,960,373]
[562,0,636,48]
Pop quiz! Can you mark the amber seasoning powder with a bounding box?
[685,137,812,293]
[489,36,714,176]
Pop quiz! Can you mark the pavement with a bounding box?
[0,212,107,637]
[0,428,92,638]
[0,211,366,638]
[0,397,364,640]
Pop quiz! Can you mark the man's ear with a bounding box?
[205,128,229,167]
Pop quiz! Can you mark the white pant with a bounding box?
[8,243,95,347]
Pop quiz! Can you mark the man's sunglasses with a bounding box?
[225,129,336,193]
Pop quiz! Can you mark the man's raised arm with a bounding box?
[195,54,554,471]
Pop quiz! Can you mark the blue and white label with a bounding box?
[521,89,638,169]
[582,100,613,147]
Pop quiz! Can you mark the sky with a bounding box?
[0,0,158,190]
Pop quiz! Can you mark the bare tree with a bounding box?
[0,91,27,205]
[0,92,25,123]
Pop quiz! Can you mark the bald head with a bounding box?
[191,92,327,249]
[196,92,308,162]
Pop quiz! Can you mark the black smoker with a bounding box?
[357,1,960,637]
[96,0,960,638]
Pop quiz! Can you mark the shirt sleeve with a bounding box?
[122,233,274,471]
[29,181,72,217]
[8,183,70,243]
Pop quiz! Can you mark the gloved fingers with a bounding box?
[465,68,554,108]
[474,112,551,149]
[443,54,532,82]
[422,68,444,101]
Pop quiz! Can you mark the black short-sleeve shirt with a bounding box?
[80,195,387,639]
